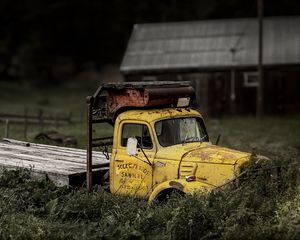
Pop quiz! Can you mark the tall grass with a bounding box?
[1,116,299,239]
[0,160,299,239]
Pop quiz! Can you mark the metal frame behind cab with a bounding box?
[86,96,112,192]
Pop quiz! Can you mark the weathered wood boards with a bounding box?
[0,138,110,186]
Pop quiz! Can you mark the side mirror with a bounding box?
[126,137,138,156]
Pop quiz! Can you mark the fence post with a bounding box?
[38,109,44,132]
[86,96,94,192]
[24,107,28,140]
[68,110,72,124]
[55,112,59,129]
[5,119,10,138]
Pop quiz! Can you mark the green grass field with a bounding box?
[0,81,299,239]
[0,80,113,147]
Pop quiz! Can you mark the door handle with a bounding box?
[115,159,124,162]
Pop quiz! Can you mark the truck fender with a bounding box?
[148,179,213,202]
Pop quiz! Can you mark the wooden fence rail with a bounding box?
[1,108,83,140]
[0,113,71,124]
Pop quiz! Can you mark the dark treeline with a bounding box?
[0,0,300,83]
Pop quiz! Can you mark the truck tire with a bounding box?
[154,188,185,203]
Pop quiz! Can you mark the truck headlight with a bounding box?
[185,175,196,182]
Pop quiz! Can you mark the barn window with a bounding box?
[243,72,259,87]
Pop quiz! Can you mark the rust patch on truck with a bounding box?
[188,147,242,164]
[92,82,195,120]
[169,181,183,191]
[190,151,211,161]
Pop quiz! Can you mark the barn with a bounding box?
[120,16,300,116]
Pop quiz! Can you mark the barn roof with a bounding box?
[120,16,300,73]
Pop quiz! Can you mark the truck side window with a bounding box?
[121,123,153,149]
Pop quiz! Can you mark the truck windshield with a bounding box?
[155,117,208,147]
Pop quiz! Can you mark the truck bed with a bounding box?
[0,138,110,186]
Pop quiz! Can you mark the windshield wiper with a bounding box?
[182,135,207,144]
[199,134,207,142]
[182,136,199,144]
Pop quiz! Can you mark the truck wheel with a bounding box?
[154,188,185,203]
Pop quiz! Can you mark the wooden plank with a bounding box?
[0,143,108,165]
[0,153,85,174]
[0,153,78,175]
[0,139,111,186]
[0,142,109,172]
[0,152,105,173]
[3,138,108,156]
[1,138,110,161]
[0,148,109,174]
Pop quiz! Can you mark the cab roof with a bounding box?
[116,108,202,123]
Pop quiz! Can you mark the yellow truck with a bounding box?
[86,82,259,202]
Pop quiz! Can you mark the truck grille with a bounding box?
[179,163,197,178]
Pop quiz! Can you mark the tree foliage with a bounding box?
[0,0,299,82]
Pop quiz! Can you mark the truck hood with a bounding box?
[156,142,250,165]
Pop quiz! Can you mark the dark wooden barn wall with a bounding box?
[124,66,300,116]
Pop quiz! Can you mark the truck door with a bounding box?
[111,121,155,198]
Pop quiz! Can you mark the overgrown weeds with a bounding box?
[0,156,299,240]
[0,116,299,239]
